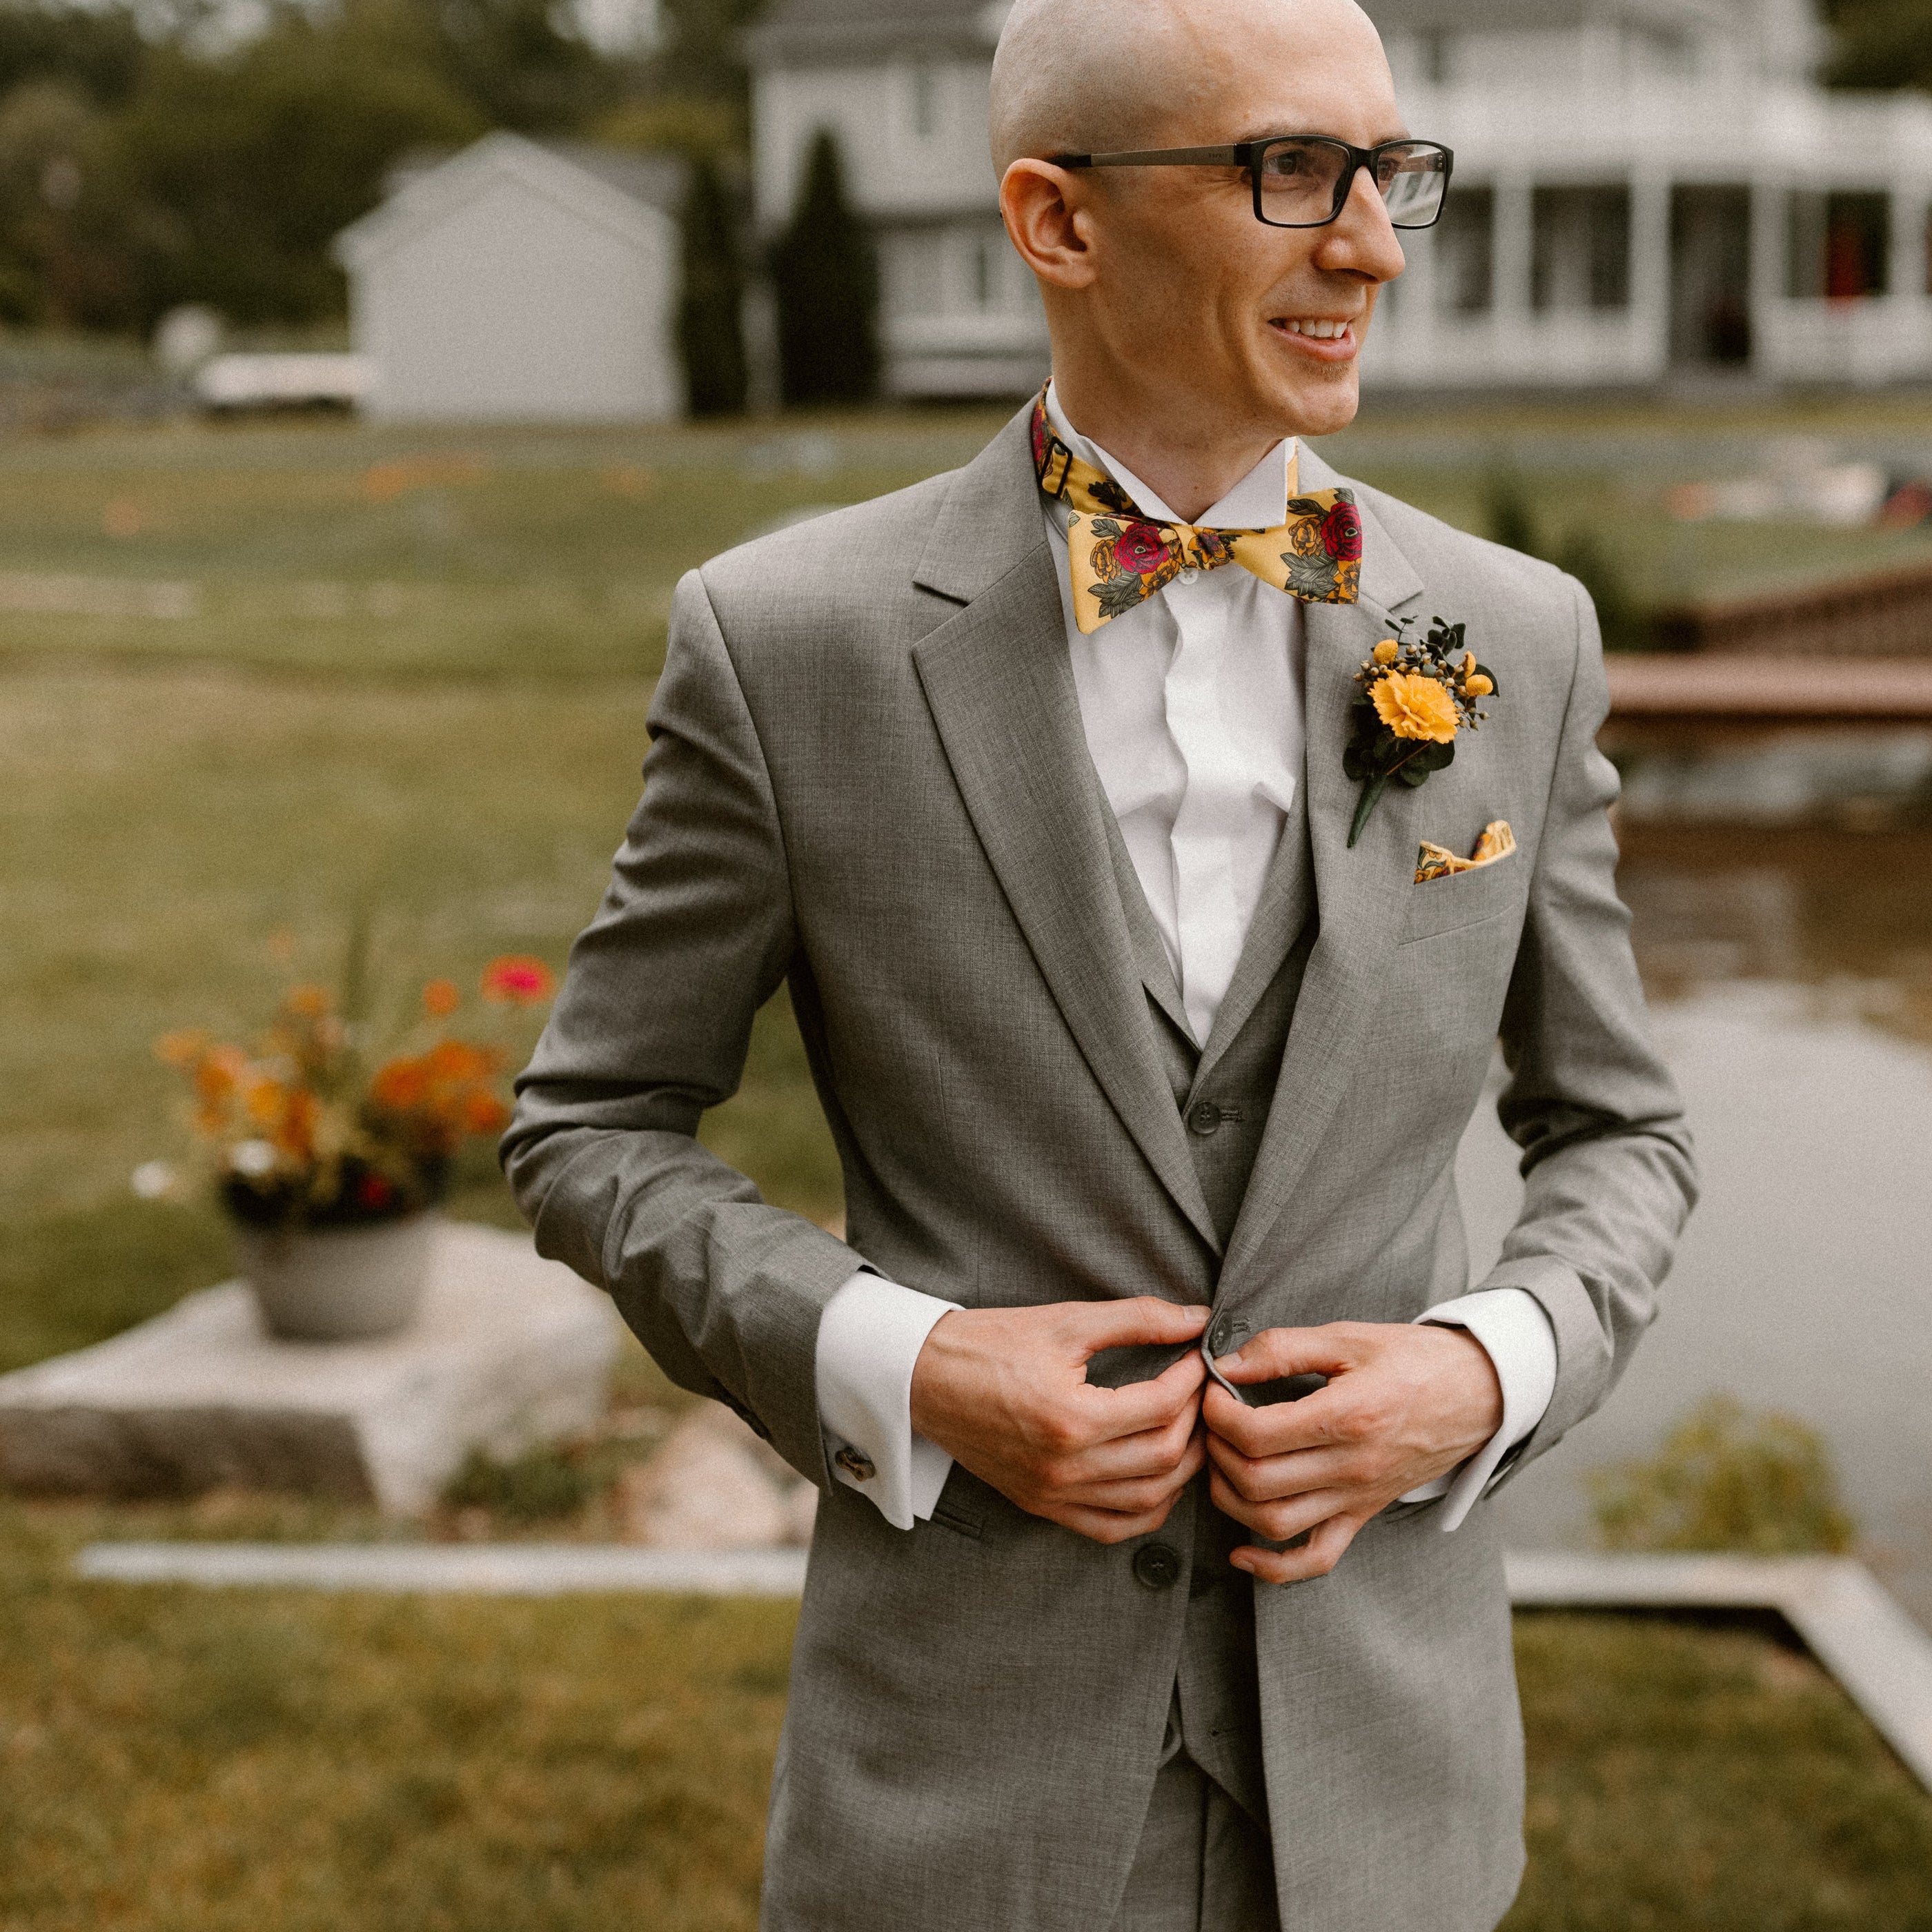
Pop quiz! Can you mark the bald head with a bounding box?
[989,0,1386,172]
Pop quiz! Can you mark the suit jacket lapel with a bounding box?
[1221,475,1429,1283]
[910,413,1221,1256]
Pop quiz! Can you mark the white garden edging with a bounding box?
[75,1541,811,1597]
[1506,1550,1932,1791]
[70,1541,1932,1792]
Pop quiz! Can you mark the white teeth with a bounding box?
[1283,318,1348,339]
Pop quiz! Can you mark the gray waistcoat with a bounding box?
[1102,787,1319,1826]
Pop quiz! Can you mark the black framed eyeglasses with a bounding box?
[1048,136,1454,230]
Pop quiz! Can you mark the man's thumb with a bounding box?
[1068,1295,1209,1357]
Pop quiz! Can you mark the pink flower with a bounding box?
[1112,520,1172,577]
[480,956,555,1006]
[1321,502,1363,562]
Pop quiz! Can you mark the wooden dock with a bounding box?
[1604,653,1932,727]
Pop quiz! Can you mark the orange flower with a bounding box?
[426,1038,500,1081]
[155,1029,209,1067]
[244,1075,288,1127]
[463,1091,510,1135]
[274,1088,319,1160]
[481,955,555,1006]
[369,1056,429,1111]
[284,984,331,1018]
[193,1046,248,1105]
[1371,671,1459,745]
[422,978,461,1018]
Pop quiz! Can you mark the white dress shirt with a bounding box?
[814,385,1556,1535]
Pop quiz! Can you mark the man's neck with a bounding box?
[1049,373,1288,524]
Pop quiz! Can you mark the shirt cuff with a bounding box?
[814,1270,960,1531]
[1397,1287,1558,1532]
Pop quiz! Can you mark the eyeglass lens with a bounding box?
[1256,140,1447,228]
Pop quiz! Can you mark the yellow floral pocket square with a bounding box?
[1415,819,1515,884]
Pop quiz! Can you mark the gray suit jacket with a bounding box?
[504,405,1695,1932]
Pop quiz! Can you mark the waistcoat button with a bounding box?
[1132,1542,1183,1590]
[1187,1101,1221,1136]
[1208,1314,1248,1357]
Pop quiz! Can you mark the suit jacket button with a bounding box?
[834,1446,876,1482]
[1187,1101,1221,1136]
[1133,1542,1183,1590]
[1208,1314,1248,1356]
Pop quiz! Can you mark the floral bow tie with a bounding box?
[1030,390,1363,635]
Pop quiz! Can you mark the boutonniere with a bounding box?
[1343,615,1498,847]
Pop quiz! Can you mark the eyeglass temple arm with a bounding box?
[1048,146,1249,169]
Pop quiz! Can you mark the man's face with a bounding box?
[1075,0,1409,442]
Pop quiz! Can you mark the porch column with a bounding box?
[1628,168,1671,381]
[1492,174,1534,371]
[1891,187,1930,380]
[1749,175,1787,381]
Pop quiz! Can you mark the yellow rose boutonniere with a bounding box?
[1343,615,1499,846]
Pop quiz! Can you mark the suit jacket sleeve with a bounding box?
[500,568,862,1485]
[1478,575,1697,1473]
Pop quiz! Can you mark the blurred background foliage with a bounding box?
[0,0,756,335]
[1590,1394,1859,1556]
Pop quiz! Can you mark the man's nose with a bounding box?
[1314,168,1408,284]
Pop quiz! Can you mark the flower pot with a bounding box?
[237,1213,436,1341]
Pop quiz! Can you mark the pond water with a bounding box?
[1465,728,1932,1626]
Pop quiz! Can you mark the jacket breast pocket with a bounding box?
[1398,856,1525,946]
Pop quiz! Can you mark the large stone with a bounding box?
[0,1221,618,1514]
[613,1401,817,1550]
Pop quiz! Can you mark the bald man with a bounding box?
[506,1,1695,1926]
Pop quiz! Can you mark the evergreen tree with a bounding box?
[677,154,746,416]
[770,127,877,407]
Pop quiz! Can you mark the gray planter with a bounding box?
[237,1213,436,1342]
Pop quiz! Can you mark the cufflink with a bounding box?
[834,1445,877,1483]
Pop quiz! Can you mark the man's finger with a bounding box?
[1046,1492,1190,1545]
[1075,1400,1202,1481]
[1201,1377,1350,1459]
[1058,1433,1208,1511]
[1209,1463,1349,1546]
[1214,1321,1372,1387]
[1063,1295,1210,1359]
[1231,1511,1363,1586]
[1203,1428,1356,1504]
[1072,1347,1207,1443]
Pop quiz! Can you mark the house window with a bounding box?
[910,65,938,139]
[1435,185,1494,314]
[1530,185,1632,311]
[1788,191,1889,299]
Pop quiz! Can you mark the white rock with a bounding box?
[0,1223,618,1515]
[615,1401,816,1550]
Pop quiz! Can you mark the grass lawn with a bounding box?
[6,397,1932,1925]
[1,1497,1928,1932]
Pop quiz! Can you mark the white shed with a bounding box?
[334,132,684,424]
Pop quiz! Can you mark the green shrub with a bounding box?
[1483,469,1650,650]
[442,1442,592,1523]
[1589,1394,1856,1555]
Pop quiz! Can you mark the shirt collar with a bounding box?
[1043,379,1295,529]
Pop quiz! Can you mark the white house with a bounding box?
[334,132,684,424]
[746,0,1932,394]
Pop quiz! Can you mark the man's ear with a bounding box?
[1000,159,1099,290]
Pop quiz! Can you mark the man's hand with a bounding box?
[1203,1322,1502,1585]
[909,1298,1210,1544]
